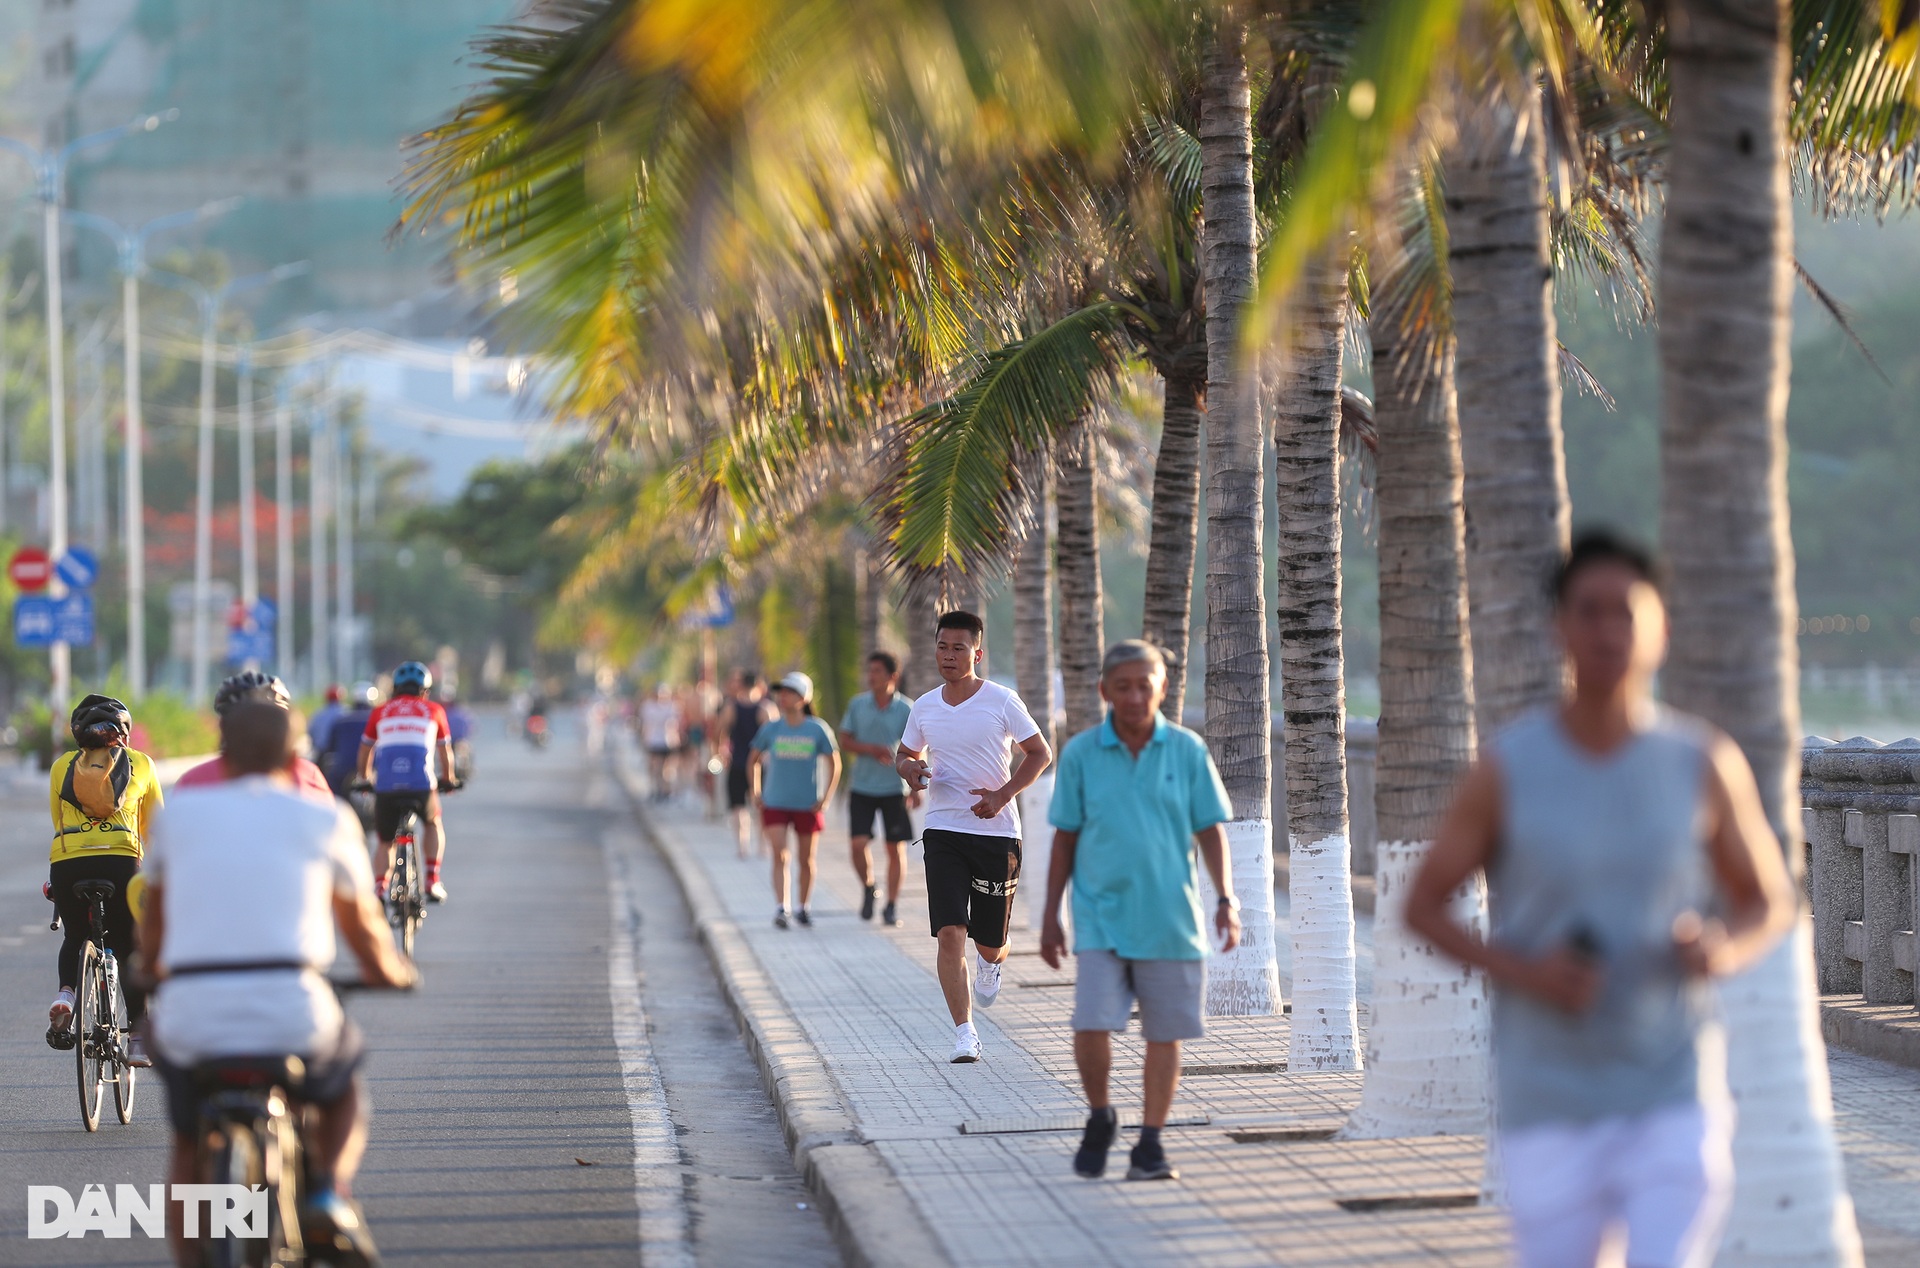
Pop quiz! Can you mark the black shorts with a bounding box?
[923,829,1020,948]
[849,792,913,843]
[726,763,752,810]
[373,790,436,842]
[158,1019,365,1137]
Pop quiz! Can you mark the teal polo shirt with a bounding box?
[1048,714,1232,961]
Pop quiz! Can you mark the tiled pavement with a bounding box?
[644,794,1505,1267]
[639,784,1920,1266]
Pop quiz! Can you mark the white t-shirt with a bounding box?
[146,777,375,1064]
[900,679,1041,838]
[639,698,681,749]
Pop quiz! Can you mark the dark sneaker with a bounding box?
[860,886,877,921]
[883,902,899,927]
[773,909,790,930]
[1074,1109,1118,1178]
[1126,1139,1179,1182]
[300,1192,380,1268]
[796,909,813,928]
[46,996,75,1050]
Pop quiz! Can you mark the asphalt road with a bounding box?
[0,710,834,1266]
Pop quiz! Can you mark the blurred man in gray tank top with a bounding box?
[1405,532,1796,1268]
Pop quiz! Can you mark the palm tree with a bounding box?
[1659,0,1862,1259]
[1344,207,1488,1137]
[1447,80,1571,735]
[1198,8,1281,1017]
[1272,246,1362,1070]
[1055,419,1105,737]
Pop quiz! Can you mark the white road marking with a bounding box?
[599,765,696,1268]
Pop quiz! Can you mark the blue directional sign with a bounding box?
[54,547,98,591]
[687,583,735,629]
[53,592,94,647]
[13,595,54,648]
[225,599,276,665]
[252,597,277,629]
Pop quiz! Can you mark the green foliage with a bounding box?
[405,448,590,580]
[756,581,805,681]
[807,558,861,725]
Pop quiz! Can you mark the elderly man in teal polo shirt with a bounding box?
[1040,639,1240,1183]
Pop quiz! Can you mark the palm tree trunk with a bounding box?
[1198,11,1281,1016]
[1272,250,1360,1071]
[1344,300,1487,1139]
[1013,451,1060,931]
[1055,421,1104,740]
[1660,1,1861,1260]
[1447,82,1570,736]
[1141,371,1203,723]
[900,583,937,699]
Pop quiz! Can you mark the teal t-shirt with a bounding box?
[1048,715,1232,961]
[750,716,837,810]
[839,692,913,797]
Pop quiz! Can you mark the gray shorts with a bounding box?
[1072,949,1206,1043]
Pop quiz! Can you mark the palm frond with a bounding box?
[1558,342,1617,409]
[874,302,1130,583]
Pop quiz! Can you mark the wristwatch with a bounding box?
[1217,894,1240,911]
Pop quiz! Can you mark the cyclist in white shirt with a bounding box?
[140,702,414,1266]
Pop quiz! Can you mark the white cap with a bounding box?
[775,671,815,702]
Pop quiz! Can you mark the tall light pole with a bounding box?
[0,111,175,725]
[309,379,331,690]
[274,380,294,680]
[150,260,309,704]
[68,199,240,697]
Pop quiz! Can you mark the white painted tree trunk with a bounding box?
[1343,838,1489,1139]
[1197,819,1283,1016]
[1714,918,1862,1267]
[1288,832,1360,1070]
[1018,771,1060,933]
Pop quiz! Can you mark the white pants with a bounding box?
[1499,1100,1733,1268]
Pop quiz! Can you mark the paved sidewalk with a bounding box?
[628,779,1505,1267]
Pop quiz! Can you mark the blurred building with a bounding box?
[8,0,520,321]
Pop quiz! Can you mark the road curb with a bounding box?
[609,750,953,1268]
[1821,996,1920,1071]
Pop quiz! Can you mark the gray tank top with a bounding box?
[1489,706,1718,1129]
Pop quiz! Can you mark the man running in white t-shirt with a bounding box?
[896,609,1052,1063]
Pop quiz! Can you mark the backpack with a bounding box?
[62,746,132,822]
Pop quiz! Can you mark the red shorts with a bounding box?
[761,806,826,834]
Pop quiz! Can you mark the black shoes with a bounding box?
[882,901,899,927]
[1127,1138,1179,1182]
[796,908,813,928]
[774,909,790,930]
[860,885,877,920]
[1074,1108,1118,1178]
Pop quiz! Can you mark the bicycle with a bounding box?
[386,809,426,958]
[186,979,400,1268]
[45,879,138,1131]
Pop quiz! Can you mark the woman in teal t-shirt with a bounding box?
[750,671,840,929]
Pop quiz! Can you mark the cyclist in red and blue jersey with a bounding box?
[354,661,460,903]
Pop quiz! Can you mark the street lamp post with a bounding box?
[66,199,239,697]
[150,260,309,704]
[274,380,294,680]
[0,112,174,726]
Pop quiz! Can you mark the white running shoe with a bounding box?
[973,953,1003,1008]
[949,1032,982,1063]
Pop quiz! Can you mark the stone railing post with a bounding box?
[1802,735,1919,1009]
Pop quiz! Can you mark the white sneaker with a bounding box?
[974,953,1003,1008]
[950,1032,982,1063]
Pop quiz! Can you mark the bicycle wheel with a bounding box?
[111,966,136,1124]
[201,1122,266,1268]
[75,943,104,1131]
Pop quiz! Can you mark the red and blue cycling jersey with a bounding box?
[362,697,451,792]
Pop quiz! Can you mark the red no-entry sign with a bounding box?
[8,547,51,592]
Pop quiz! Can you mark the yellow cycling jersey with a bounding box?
[48,747,163,863]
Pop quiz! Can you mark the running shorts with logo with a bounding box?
[923,828,1019,947]
[849,792,913,843]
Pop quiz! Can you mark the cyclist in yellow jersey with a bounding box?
[46,694,163,1065]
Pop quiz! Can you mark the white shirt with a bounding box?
[145,777,374,1064]
[639,698,681,749]
[900,678,1041,838]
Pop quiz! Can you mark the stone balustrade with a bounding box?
[1804,736,1920,1007]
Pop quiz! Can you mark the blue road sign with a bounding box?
[252,597,277,629]
[54,547,98,591]
[53,592,93,647]
[687,582,734,629]
[226,613,274,665]
[13,595,54,648]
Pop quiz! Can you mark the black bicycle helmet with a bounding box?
[214,670,291,715]
[392,661,432,696]
[69,694,132,749]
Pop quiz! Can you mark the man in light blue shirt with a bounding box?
[839,652,918,926]
[1041,640,1239,1183]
